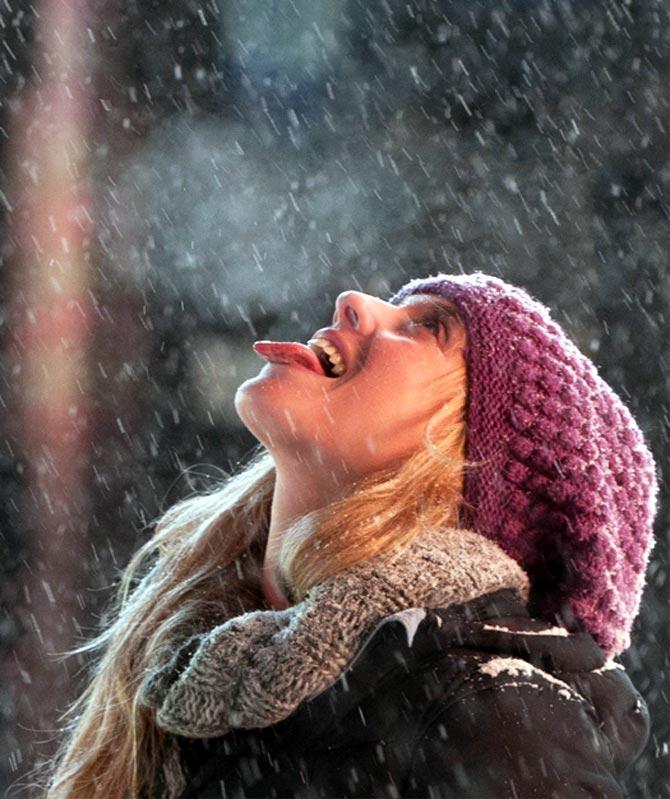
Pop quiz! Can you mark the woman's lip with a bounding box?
[266,360,319,375]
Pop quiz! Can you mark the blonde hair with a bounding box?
[45,324,471,798]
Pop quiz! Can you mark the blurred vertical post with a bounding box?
[4,0,96,777]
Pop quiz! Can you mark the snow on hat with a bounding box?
[389,272,659,656]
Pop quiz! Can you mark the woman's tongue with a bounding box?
[252,341,325,376]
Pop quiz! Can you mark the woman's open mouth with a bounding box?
[252,340,346,378]
[306,336,347,376]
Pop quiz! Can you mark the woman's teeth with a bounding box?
[307,337,347,377]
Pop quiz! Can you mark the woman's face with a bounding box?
[235,290,467,480]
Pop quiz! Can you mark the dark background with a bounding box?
[1,1,668,796]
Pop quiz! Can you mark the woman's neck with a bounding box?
[260,564,292,611]
[261,458,357,610]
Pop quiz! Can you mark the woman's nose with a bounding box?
[333,290,399,335]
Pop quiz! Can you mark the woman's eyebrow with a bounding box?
[395,295,461,316]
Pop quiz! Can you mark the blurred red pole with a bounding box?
[4,0,97,781]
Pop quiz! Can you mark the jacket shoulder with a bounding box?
[368,590,649,798]
[402,661,627,799]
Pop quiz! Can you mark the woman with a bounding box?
[47,272,658,798]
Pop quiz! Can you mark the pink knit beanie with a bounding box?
[389,272,659,657]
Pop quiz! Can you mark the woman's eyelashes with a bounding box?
[409,313,451,340]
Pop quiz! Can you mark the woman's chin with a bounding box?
[234,379,307,448]
[233,378,272,434]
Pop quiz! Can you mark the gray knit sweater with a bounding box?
[138,526,530,797]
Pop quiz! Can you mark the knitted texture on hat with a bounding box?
[389,272,659,656]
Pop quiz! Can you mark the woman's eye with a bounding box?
[411,316,449,339]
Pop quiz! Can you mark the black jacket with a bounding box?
[172,589,649,798]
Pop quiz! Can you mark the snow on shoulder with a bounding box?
[479,656,585,703]
[388,607,427,647]
[482,623,570,636]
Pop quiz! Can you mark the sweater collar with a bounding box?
[141,526,530,739]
